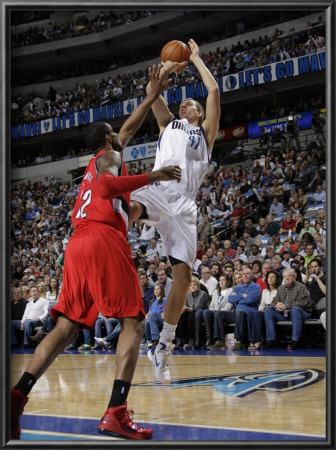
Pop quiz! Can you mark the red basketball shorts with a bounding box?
[51,224,145,329]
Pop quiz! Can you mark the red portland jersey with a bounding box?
[72,150,130,236]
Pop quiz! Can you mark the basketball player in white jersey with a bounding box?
[130,39,220,384]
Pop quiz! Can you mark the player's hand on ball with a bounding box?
[161,60,188,74]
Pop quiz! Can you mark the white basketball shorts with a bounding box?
[131,184,197,268]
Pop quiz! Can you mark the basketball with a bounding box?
[160,40,190,63]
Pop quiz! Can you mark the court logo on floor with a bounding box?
[137,369,325,397]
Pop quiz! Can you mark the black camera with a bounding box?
[286,116,296,134]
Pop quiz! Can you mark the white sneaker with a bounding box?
[94,336,109,350]
[147,342,173,385]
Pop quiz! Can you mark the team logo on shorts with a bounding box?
[136,369,325,397]
[225,75,237,90]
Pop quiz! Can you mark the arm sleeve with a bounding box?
[259,290,267,310]
[270,291,280,308]
[200,292,210,309]
[239,284,261,306]
[97,172,149,199]
[21,304,29,323]
[40,300,49,322]
[228,287,241,303]
[209,293,216,310]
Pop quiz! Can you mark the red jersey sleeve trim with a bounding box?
[97,172,149,199]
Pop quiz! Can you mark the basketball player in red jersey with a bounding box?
[11,65,181,441]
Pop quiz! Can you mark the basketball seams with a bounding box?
[170,44,179,61]
[161,40,189,63]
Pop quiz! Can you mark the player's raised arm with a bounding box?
[118,64,171,148]
[146,60,188,133]
[188,39,220,151]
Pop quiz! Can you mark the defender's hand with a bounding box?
[157,165,182,182]
[148,165,182,183]
[148,64,172,94]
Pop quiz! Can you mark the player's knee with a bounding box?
[57,315,81,338]
[129,201,144,223]
[123,316,145,338]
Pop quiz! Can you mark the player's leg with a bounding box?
[148,261,191,384]
[11,316,81,439]
[97,315,153,439]
[129,200,144,224]
[114,316,144,382]
[130,187,163,228]
[162,261,192,325]
[25,316,80,377]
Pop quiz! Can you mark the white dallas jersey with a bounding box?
[153,118,210,200]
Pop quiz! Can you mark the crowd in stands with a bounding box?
[11,11,325,126]
[11,11,158,48]
[11,88,325,169]
[11,125,326,351]
[10,10,326,351]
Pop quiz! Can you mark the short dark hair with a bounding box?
[252,259,262,271]
[310,257,323,267]
[85,122,111,151]
[138,272,148,279]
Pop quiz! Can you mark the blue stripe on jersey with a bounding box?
[158,116,176,152]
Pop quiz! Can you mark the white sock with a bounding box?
[159,322,177,345]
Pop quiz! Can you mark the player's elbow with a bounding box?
[97,174,116,199]
[208,85,220,96]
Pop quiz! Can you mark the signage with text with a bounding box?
[11,52,325,140]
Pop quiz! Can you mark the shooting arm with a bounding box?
[189,39,220,151]
[118,65,171,146]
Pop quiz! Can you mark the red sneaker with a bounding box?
[97,403,152,440]
[11,389,28,440]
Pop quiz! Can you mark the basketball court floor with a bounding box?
[11,345,326,443]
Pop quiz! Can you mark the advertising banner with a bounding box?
[11,52,325,140]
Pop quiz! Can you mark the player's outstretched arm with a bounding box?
[145,61,187,132]
[118,64,171,148]
[96,150,181,199]
[188,39,220,151]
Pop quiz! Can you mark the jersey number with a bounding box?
[188,135,201,150]
[75,189,92,218]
